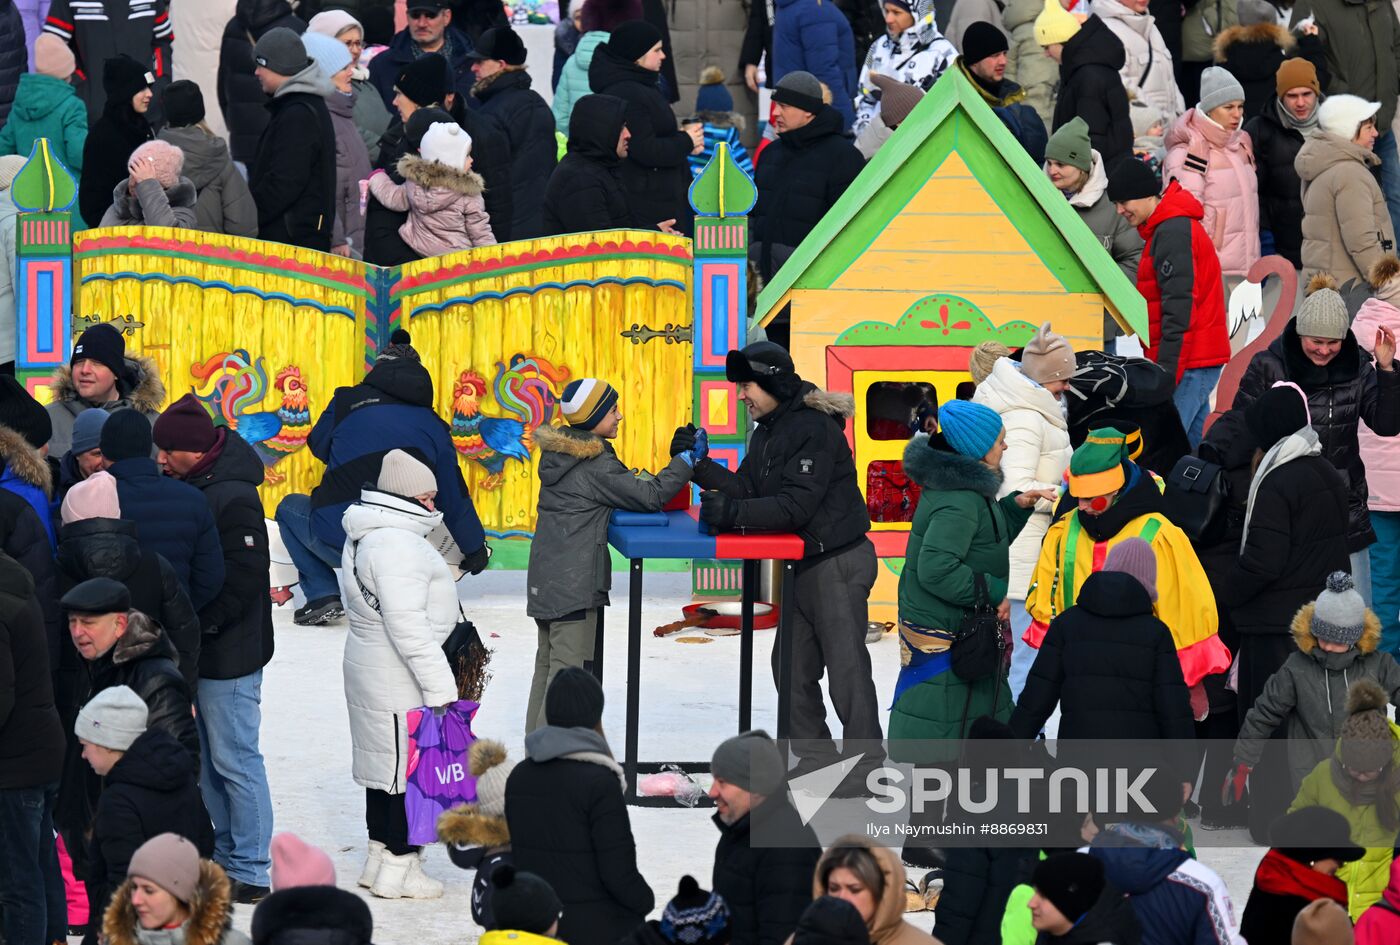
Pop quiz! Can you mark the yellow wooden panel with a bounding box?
[871,210,1041,255]
[832,250,1064,294]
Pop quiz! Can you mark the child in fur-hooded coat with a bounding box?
[367,120,496,258]
[103,857,250,945]
[438,739,517,930]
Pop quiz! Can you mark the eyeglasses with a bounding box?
[343,39,364,50]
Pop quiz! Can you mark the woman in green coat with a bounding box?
[891,400,1052,761]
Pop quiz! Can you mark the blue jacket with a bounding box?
[307,356,486,558]
[1090,826,1239,945]
[106,458,225,611]
[0,421,56,549]
[367,27,477,113]
[771,0,857,130]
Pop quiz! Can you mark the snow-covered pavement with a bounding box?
[240,569,1264,943]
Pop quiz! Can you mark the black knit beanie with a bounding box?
[544,667,604,729]
[1032,853,1104,924]
[395,53,450,107]
[99,408,154,463]
[606,20,662,63]
[0,376,53,448]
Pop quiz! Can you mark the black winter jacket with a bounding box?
[587,44,693,235]
[506,727,653,945]
[249,66,337,251]
[473,69,557,239]
[250,884,375,945]
[693,384,871,560]
[367,26,477,112]
[934,846,1040,945]
[751,105,865,254]
[711,794,821,945]
[86,728,212,931]
[1041,883,1143,944]
[107,456,226,613]
[1010,570,1195,741]
[0,489,61,671]
[183,431,274,681]
[1218,446,1350,637]
[542,93,632,236]
[1243,102,1307,269]
[0,1,23,128]
[1053,15,1132,166]
[218,0,308,166]
[1212,24,1328,121]
[78,99,153,227]
[1235,319,1400,550]
[0,553,64,791]
[56,517,202,693]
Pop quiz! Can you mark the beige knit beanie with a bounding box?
[969,341,1011,384]
[1020,323,1076,384]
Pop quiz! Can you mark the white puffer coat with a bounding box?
[972,357,1072,600]
[1095,0,1186,124]
[341,488,460,793]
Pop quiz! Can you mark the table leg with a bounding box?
[777,560,796,739]
[625,558,643,800]
[739,560,757,733]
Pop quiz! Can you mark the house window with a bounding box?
[865,381,939,440]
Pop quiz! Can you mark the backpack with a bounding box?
[1163,454,1230,545]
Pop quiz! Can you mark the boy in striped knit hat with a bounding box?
[523,379,698,732]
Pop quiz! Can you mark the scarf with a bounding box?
[1276,96,1321,133]
[1254,849,1349,904]
[1241,427,1322,548]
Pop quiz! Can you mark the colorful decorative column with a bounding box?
[12,139,76,396]
[687,143,756,596]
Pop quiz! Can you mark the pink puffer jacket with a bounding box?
[367,155,497,259]
[1164,107,1260,276]
[1355,856,1400,945]
[1352,292,1400,511]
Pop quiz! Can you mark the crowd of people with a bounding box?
[6,1,1400,945]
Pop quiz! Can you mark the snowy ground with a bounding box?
[234,568,1265,944]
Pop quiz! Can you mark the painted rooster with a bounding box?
[191,350,312,485]
[451,354,569,489]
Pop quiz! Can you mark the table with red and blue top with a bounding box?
[605,506,805,805]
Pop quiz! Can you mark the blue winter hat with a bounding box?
[695,66,733,113]
[71,408,110,456]
[302,31,353,81]
[937,400,1003,459]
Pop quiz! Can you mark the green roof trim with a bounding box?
[753,66,1147,338]
[836,294,1037,346]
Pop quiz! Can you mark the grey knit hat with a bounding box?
[711,730,786,795]
[75,685,148,751]
[254,27,312,77]
[772,71,824,114]
[1310,571,1367,645]
[378,449,436,499]
[1294,275,1350,340]
[1198,66,1246,114]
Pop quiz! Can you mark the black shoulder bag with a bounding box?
[1163,454,1229,545]
[951,574,1007,682]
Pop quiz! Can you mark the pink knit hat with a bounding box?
[270,833,336,890]
[35,35,75,81]
[61,470,121,524]
[128,140,184,189]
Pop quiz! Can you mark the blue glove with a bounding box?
[676,450,696,467]
[1260,229,1276,258]
[694,427,709,462]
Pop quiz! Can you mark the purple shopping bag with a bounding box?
[404,700,479,845]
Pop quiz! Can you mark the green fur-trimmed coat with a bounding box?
[526,425,693,621]
[891,435,1032,754]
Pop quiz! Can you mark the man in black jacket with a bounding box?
[750,71,865,281]
[0,551,66,945]
[56,578,198,883]
[153,395,275,903]
[542,94,633,236]
[708,731,821,945]
[470,27,557,239]
[248,28,337,251]
[676,342,882,780]
[217,0,308,167]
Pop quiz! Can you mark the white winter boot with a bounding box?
[369,850,444,900]
[357,841,385,888]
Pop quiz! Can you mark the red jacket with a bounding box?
[1135,180,1232,381]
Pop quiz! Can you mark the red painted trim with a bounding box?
[74,234,371,293]
[870,531,908,558]
[395,238,691,293]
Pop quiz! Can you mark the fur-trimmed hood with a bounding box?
[902,433,1004,497]
[0,423,52,497]
[438,802,511,849]
[1213,22,1294,61]
[49,353,167,415]
[396,154,487,197]
[250,885,373,945]
[533,423,605,459]
[799,388,856,419]
[1292,601,1383,656]
[103,860,242,945]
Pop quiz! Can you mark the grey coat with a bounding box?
[1234,601,1400,788]
[1062,149,1143,337]
[44,354,166,457]
[99,178,200,229]
[327,88,372,256]
[526,425,692,621]
[156,126,258,238]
